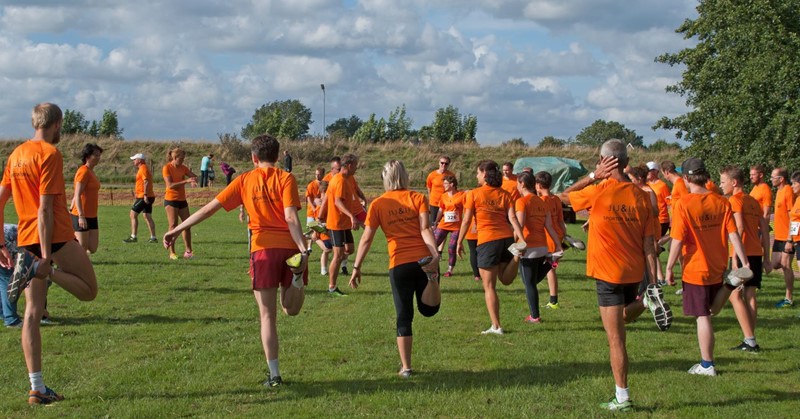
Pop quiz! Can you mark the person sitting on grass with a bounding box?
[349,160,441,378]
[163,134,311,388]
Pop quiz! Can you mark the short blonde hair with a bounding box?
[382,160,409,191]
[31,103,62,130]
[167,146,185,162]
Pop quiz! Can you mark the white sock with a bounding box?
[267,358,280,378]
[29,371,45,393]
[150,236,157,240]
[745,336,757,347]
[291,272,304,289]
[341,259,348,269]
[131,234,136,239]
[615,386,630,402]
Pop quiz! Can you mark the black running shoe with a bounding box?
[730,342,760,353]
[8,251,36,304]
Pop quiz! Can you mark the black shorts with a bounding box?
[734,255,764,289]
[596,279,638,307]
[164,200,189,210]
[660,223,670,237]
[476,237,514,269]
[23,241,70,258]
[772,239,796,254]
[71,215,99,232]
[132,197,155,214]
[330,229,354,247]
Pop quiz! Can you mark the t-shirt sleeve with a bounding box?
[40,149,64,195]
[514,197,525,213]
[670,200,686,241]
[723,202,736,234]
[2,159,11,187]
[416,192,429,214]
[365,198,381,229]
[426,173,433,189]
[74,166,88,185]
[568,184,598,212]
[215,176,244,211]
[464,190,475,210]
[162,165,170,180]
[283,174,301,209]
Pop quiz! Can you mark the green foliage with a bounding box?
[88,120,99,137]
[353,113,383,143]
[501,137,528,147]
[62,109,90,135]
[575,119,643,147]
[422,105,478,143]
[386,104,413,141]
[655,0,800,174]
[242,99,313,140]
[98,109,124,139]
[648,139,682,152]
[326,115,363,138]
[538,136,567,148]
[217,132,250,161]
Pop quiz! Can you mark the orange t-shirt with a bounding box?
[706,180,722,195]
[569,178,655,284]
[774,185,794,241]
[463,190,479,241]
[648,179,671,223]
[515,194,548,248]
[216,167,301,252]
[542,195,565,251]
[671,193,737,285]
[322,172,334,182]
[790,197,800,243]
[1,140,74,246]
[305,180,320,217]
[365,190,430,268]
[501,176,521,202]
[670,177,687,207]
[438,191,465,231]
[71,165,100,218]
[135,163,155,198]
[749,183,772,213]
[426,170,454,207]
[729,192,763,256]
[326,173,362,230]
[163,163,191,201]
[464,185,513,245]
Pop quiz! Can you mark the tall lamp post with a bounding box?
[320,83,326,142]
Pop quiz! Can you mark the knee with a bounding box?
[396,322,412,337]
[419,303,440,318]
[283,306,301,316]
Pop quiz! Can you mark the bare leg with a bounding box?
[782,253,795,301]
[546,270,558,299]
[178,207,192,253]
[398,336,412,371]
[499,260,519,285]
[710,286,733,315]
[421,280,441,306]
[129,210,139,237]
[599,305,628,388]
[480,266,501,329]
[696,315,714,362]
[51,240,98,301]
[74,231,90,253]
[144,213,156,237]
[253,288,279,362]
[729,287,754,338]
[165,205,180,256]
[87,230,99,254]
[22,279,48,373]
[623,299,646,323]
[280,285,305,316]
[329,247,344,289]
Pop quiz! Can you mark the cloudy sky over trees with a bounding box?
[0,0,696,144]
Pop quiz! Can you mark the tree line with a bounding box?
[61,109,124,139]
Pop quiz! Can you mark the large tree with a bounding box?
[242,99,313,140]
[422,105,477,143]
[575,119,642,148]
[326,115,362,138]
[655,0,800,172]
[62,109,89,135]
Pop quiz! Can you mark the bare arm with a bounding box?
[558,156,618,204]
[163,199,224,247]
[664,238,683,286]
[73,181,87,229]
[729,232,749,269]
[507,206,525,242]
[164,175,195,190]
[38,195,55,260]
[760,217,772,274]
[456,208,475,258]
[544,212,563,253]
[0,186,12,268]
[643,235,658,285]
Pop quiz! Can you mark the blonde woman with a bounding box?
[162,147,198,259]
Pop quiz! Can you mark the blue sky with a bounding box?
[0,0,697,145]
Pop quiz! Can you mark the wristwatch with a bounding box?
[589,172,596,180]
[302,248,312,256]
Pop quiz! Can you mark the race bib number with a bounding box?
[790,221,800,236]
[444,211,459,223]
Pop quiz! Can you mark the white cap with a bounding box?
[130,153,146,160]
[646,161,658,171]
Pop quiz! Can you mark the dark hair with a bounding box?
[251,134,280,163]
[478,160,502,187]
[330,156,341,163]
[443,175,457,189]
[80,143,104,164]
[517,171,535,192]
[316,166,325,174]
[720,165,744,184]
[628,165,648,181]
[503,162,514,170]
[342,154,358,168]
[685,172,710,186]
[750,164,766,174]
[660,160,677,173]
[209,153,214,158]
[775,167,789,180]
[534,171,552,189]
[791,171,800,184]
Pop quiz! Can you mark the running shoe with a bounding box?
[775,298,794,309]
[474,276,481,282]
[328,287,347,297]
[675,288,683,295]
[687,363,717,376]
[8,250,36,305]
[600,397,633,412]
[341,266,349,275]
[398,368,413,379]
[183,251,194,259]
[644,284,673,331]
[523,315,542,324]
[545,302,560,310]
[169,253,179,260]
[148,237,158,243]
[5,320,22,328]
[306,220,328,234]
[418,256,439,283]
[563,235,586,251]
[507,241,527,257]
[40,317,54,325]
[730,342,760,353]
[443,271,453,277]
[28,387,64,405]
[481,326,504,335]
[264,375,283,388]
[726,267,753,287]
[122,236,137,243]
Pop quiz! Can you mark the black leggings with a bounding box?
[466,239,479,277]
[519,257,551,319]
[389,262,440,337]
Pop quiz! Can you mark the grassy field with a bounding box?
[0,204,798,417]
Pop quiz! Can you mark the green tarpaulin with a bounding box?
[512,157,589,193]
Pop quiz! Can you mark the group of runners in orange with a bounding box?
[1,104,798,411]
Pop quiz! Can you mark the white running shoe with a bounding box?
[507,241,527,257]
[688,363,717,376]
[726,267,753,287]
[481,326,504,335]
[563,235,586,250]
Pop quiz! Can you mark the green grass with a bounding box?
[0,205,798,417]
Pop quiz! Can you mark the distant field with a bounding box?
[0,205,797,417]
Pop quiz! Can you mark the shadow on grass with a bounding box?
[172,286,248,295]
[54,314,240,326]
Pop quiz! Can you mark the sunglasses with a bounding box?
[440,162,450,165]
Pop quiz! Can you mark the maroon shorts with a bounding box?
[250,248,309,290]
[682,282,723,317]
[355,211,367,224]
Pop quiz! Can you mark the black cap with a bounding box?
[681,158,706,175]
